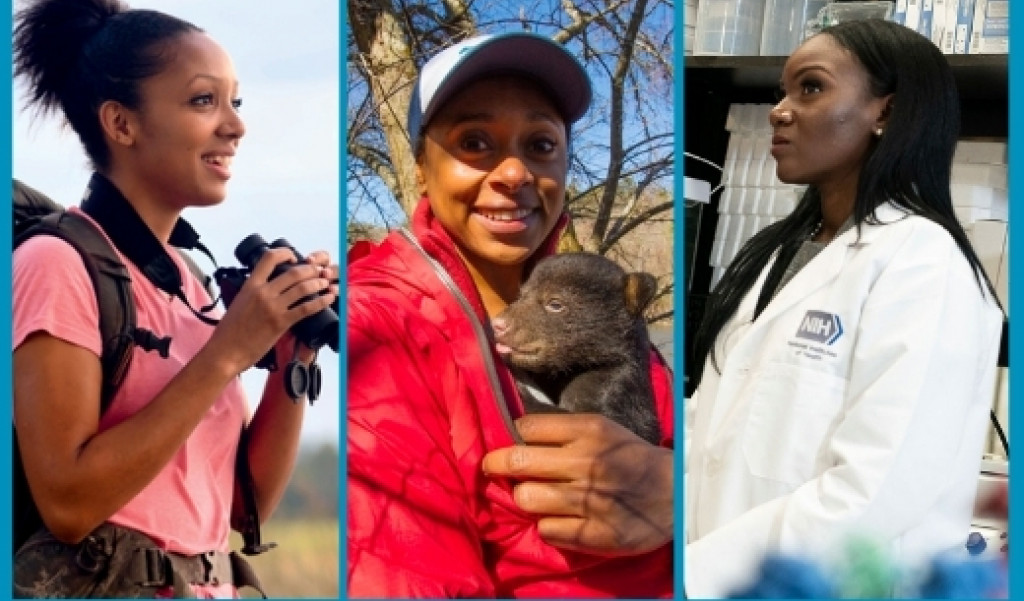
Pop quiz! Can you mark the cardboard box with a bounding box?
[905,0,921,30]
[951,183,1008,211]
[951,163,1007,189]
[967,219,1008,309]
[772,187,799,217]
[711,237,726,267]
[955,205,995,225]
[942,0,960,53]
[969,0,1008,54]
[718,186,737,215]
[954,0,976,54]
[894,0,908,24]
[918,0,934,38]
[686,0,698,25]
[988,371,1008,455]
[931,0,948,46]
[954,140,1008,165]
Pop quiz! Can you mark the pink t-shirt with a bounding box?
[13,209,248,588]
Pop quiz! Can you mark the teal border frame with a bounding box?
[338,5,350,600]
[674,1,687,597]
[1006,1,1018,596]
[2,0,14,594]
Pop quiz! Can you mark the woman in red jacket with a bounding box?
[347,32,675,597]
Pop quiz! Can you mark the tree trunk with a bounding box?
[591,0,649,243]
[348,0,421,217]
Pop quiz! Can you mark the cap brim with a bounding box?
[412,33,592,149]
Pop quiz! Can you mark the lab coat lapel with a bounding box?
[750,203,905,327]
[700,240,853,438]
[701,225,858,438]
[751,234,853,328]
[699,203,906,441]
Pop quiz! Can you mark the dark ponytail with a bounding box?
[14,0,201,170]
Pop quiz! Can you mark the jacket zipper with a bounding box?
[398,229,524,444]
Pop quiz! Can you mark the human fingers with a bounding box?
[534,516,631,557]
[319,262,340,286]
[303,250,333,267]
[535,506,673,556]
[301,252,340,285]
[279,276,338,317]
[514,412,624,446]
[512,480,601,517]
[248,247,300,284]
[483,416,650,480]
[259,260,326,298]
[481,444,589,481]
[214,258,323,353]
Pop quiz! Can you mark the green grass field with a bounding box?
[231,518,339,598]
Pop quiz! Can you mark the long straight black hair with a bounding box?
[691,19,1001,386]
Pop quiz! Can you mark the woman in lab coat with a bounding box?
[685,18,1004,598]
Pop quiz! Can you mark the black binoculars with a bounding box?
[214,234,339,363]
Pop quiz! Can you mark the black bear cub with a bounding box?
[492,252,662,445]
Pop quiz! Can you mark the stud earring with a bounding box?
[874,127,884,137]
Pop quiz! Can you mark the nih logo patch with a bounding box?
[796,311,844,345]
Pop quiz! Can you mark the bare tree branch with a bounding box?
[600,200,673,254]
[590,0,649,242]
[347,0,676,320]
[348,141,399,197]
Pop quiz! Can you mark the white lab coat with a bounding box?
[685,203,1003,598]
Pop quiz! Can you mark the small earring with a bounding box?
[874,127,884,137]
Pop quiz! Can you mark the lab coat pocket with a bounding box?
[742,364,846,485]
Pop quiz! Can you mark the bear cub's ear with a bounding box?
[624,272,658,316]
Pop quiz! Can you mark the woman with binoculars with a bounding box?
[11,0,338,596]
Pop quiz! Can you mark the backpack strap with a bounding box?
[13,178,65,224]
[236,428,277,557]
[12,179,274,567]
[12,210,136,554]
[14,211,136,408]
[80,173,220,326]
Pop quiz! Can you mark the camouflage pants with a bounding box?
[14,524,187,598]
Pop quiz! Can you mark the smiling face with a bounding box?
[417,75,568,281]
[769,34,890,196]
[122,31,245,209]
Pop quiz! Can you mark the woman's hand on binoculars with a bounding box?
[208,247,339,375]
[279,250,339,363]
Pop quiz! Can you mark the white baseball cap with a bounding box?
[407,32,593,153]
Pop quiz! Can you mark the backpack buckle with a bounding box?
[200,551,219,585]
[75,534,112,574]
[136,548,170,587]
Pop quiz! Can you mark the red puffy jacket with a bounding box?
[347,199,674,597]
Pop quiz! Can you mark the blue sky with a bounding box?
[11,0,341,447]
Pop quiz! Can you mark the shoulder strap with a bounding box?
[13,178,65,226]
[15,212,136,410]
[236,428,277,556]
[80,173,220,326]
[13,210,136,554]
[13,179,271,559]
[178,249,216,298]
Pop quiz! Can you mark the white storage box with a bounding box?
[694,0,767,55]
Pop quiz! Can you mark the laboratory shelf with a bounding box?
[682,52,1007,389]
[684,54,1008,100]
